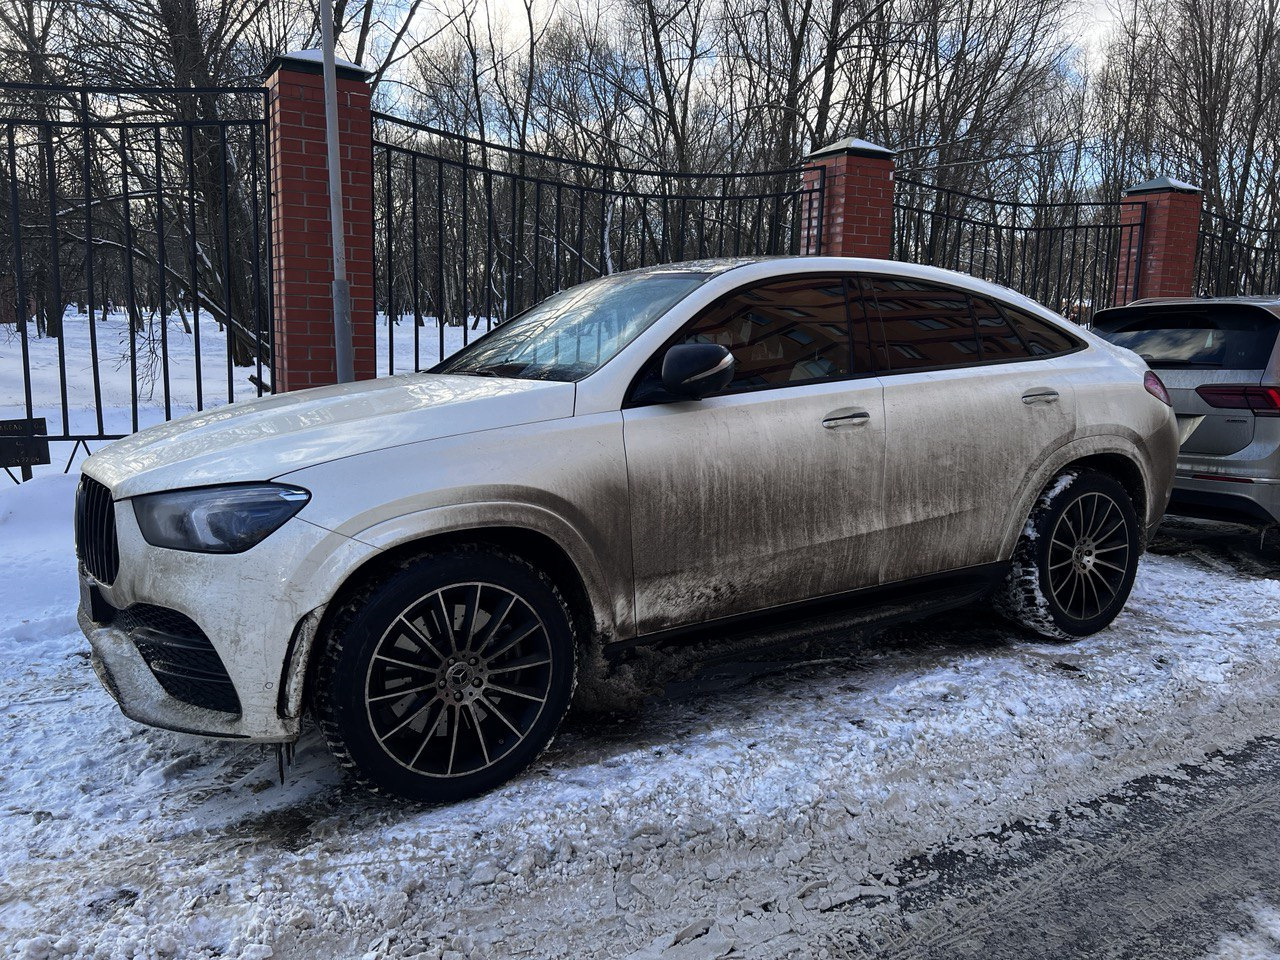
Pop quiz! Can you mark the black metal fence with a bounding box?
[893,177,1145,323]
[0,83,273,463]
[1197,211,1279,297]
[370,115,824,373]
[9,78,1280,483]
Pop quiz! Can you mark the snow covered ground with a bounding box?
[1,470,1279,959]
[0,312,474,480]
[1206,903,1280,960]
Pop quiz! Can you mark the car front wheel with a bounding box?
[996,468,1142,641]
[313,546,577,802]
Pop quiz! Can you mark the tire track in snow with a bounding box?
[836,738,1280,959]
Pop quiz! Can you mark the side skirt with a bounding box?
[608,562,1010,661]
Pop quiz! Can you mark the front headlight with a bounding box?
[133,483,311,554]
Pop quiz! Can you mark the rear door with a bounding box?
[1092,303,1280,454]
[863,277,1080,584]
[621,274,888,635]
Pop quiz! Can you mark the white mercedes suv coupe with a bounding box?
[76,257,1179,801]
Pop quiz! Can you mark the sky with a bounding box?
[425,0,1124,62]
[1082,0,1125,64]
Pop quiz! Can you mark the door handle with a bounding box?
[1022,389,1060,405]
[822,411,870,428]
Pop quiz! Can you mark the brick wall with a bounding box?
[801,139,896,259]
[1114,178,1203,304]
[265,54,376,392]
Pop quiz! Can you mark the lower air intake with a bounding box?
[117,605,242,716]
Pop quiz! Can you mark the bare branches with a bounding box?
[0,0,1273,249]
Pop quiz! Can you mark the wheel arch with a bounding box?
[280,510,621,722]
[1000,438,1157,560]
[346,525,601,642]
[1066,452,1148,527]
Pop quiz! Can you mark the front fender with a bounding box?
[277,499,627,724]
[353,499,623,636]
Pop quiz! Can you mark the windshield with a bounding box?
[1093,304,1280,369]
[433,271,710,381]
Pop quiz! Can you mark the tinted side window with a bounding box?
[677,276,856,391]
[1003,306,1078,357]
[868,277,980,371]
[970,295,1031,361]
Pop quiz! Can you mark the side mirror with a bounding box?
[661,343,735,399]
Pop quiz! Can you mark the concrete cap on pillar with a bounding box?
[1124,175,1202,196]
[266,49,371,82]
[806,137,896,161]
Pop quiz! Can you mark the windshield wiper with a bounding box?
[462,362,529,378]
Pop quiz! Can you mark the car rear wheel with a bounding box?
[996,469,1142,641]
[313,547,577,802]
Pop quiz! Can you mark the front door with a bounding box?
[621,275,887,635]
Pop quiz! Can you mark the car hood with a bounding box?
[84,374,577,499]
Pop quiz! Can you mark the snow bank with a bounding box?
[1203,901,1280,960]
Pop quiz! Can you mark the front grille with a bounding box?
[118,604,242,716]
[75,476,119,585]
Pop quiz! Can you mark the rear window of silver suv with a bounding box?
[1093,303,1280,370]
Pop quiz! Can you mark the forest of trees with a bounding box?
[1,0,1274,224]
[0,0,1275,365]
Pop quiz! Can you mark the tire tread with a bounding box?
[995,467,1140,642]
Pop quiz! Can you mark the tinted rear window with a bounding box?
[867,277,981,371]
[1093,304,1280,369]
[971,295,1031,360]
[1003,306,1078,357]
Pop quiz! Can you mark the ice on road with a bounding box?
[1,473,1279,959]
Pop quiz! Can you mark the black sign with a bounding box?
[0,418,50,469]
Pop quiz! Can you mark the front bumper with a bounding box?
[82,602,253,738]
[77,480,376,742]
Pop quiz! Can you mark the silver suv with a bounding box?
[76,257,1178,801]
[1093,297,1280,528]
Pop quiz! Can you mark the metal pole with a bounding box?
[320,0,354,383]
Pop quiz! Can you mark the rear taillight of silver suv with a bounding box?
[1195,384,1280,417]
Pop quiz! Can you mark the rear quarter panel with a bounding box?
[997,342,1178,556]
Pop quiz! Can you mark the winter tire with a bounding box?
[313,547,577,802]
[996,469,1141,641]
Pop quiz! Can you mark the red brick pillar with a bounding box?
[1113,176,1202,305]
[265,51,376,392]
[800,137,896,258]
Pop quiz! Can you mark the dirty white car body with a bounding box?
[76,257,1179,799]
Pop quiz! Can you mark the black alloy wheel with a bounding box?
[1045,489,1133,622]
[364,581,555,778]
[997,469,1142,640]
[314,547,577,802]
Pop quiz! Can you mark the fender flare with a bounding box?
[998,434,1157,560]
[278,500,623,721]
[352,500,618,625]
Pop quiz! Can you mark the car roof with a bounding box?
[1107,295,1280,316]
[624,257,764,275]
[624,255,1059,316]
